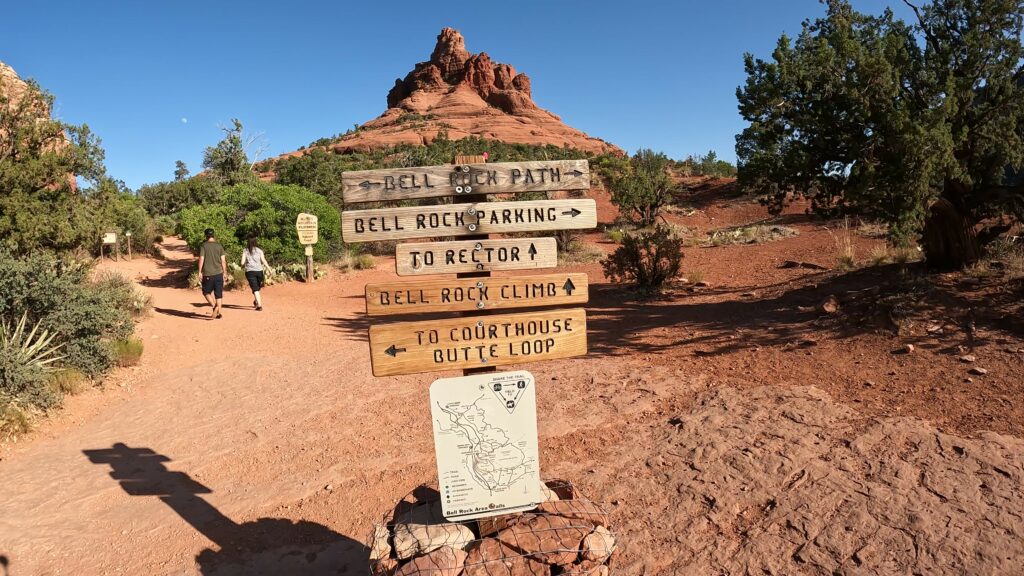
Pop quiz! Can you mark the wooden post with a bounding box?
[305,245,314,283]
[125,232,133,261]
[454,155,496,377]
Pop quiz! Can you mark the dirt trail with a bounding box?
[1,198,1023,574]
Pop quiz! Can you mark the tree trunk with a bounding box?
[921,196,980,269]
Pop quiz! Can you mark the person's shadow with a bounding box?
[84,443,368,575]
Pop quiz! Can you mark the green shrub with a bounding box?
[0,251,137,377]
[602,224,684,292]
[112,338,143,367]
[177,182,340,265]
[605,229,626,243]
[0,402,33,440]
[0,312,65,411]
[352,254,376,270]
[609,149,675,227]
[139,178,221,217]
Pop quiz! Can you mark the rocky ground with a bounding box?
[0,182,1022,575]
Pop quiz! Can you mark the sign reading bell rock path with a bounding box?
[341,199,596,243]
[430,370,541,521]
[341,159,589,203]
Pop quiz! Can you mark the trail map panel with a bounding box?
[368,308,587,377]
[366,273,589,315]
[341,159,590,204]
[396,238,557,276]
[341,199,596,243]
[430,370,541,521]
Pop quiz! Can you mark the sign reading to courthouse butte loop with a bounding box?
[342,199,596,243]
[368,308,587,377]
[366,273,588,316]
[396,238,557,276]
[341,159,590,203]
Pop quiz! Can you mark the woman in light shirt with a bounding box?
[241,238,271,311]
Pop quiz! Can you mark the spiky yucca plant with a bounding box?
[0,313,65,373]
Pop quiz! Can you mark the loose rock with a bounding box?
[395,546,467,576]
[536,500,609,527]
[496,514,591,566]
[959,355,976,363]
[969,367,988,376]
[393,522,475,559]
[581,525,616,563]
[818,295,839,314]
[464,538,547,576]
[370,524,392,561]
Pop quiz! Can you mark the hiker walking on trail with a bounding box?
[197,228,226,319]
[241,238,270,311]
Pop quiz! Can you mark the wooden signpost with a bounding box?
[101,231,119,261]
[341,199,597,243]
[341,159,590,203]
[395,238,558,276]
[342,157,595,521]
[367,308,587,377]
[365,272,588,316]
[296,213,318,283]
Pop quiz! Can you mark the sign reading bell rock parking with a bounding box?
[296,213,318,245]
[431,370,541,521]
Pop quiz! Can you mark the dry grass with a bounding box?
[856,220,889,239]
[706,224,798,246]
[827,217,856,270]
[112,338,144,368]
[0,403,34,440]
[335,252,377,272]
[48,369,90,395]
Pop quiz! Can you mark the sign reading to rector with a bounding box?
[341,199,596,243]
[368,308,587,377]
[296,213,319,245]
[430,370,541,521]
[366,273,588,316]
[396,238,558,276]
[341,159,590,204]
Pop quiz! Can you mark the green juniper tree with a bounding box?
[202,119,255,186]
[736,0,1024,268]
[609,149,674,227]
[174,160,189,181]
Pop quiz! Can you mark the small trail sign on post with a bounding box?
[342,157,595,520]
[296,213,318,283]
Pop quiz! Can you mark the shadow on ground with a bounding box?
[84,443,368,575]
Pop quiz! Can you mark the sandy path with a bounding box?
[2,201,1023,575]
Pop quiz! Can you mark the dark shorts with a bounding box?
[245,270,265,293]
[201,274,224,298]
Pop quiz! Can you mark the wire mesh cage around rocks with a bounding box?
[368,479,617,575]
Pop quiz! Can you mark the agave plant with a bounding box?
[0,313,65,372]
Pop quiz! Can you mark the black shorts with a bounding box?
[245,270,265,292]
[201,274,224,298]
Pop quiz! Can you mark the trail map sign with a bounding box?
[368,308,587,377]
[396,238,558,276]
[296,213,319,245]
[430,370,541,521]
[341,199,596,243]
[366,273,588,315]
[342,159,589,204]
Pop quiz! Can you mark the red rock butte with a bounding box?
[280,28,621,158]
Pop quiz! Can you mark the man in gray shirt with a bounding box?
[197,228,227,319]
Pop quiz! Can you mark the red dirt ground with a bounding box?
[1,182,1022,574]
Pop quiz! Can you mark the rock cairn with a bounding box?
[370,480,617,575]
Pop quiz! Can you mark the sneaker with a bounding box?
[256,306,263,311]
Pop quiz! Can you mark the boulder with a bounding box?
[369,524,392,561]
[818,295,839,314]
[395,545,467,576]
[580,526,616,563]
[496,514,590,566]
[464,538,548,576]
[393,522,476,559]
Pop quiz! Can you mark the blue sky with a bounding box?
[1,0,912,189]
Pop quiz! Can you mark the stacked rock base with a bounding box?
[369,480,617,575]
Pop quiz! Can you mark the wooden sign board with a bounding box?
[366,273,588,316]
[101,232,117,245]
[396,238,557,276]
[368,308,587,377]
[341,159,590,204]
[296,213,319,245]
[342,199,596,243]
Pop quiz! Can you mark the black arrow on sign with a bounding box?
[385,345,406,357]
[561,208,582,217]
[565,169,584,178]
[563,278,576,295]
[358,180,382,189]
[527,243,538,259]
